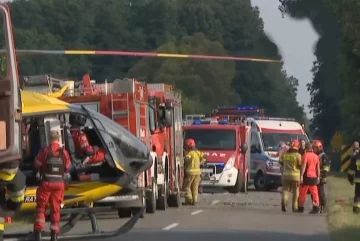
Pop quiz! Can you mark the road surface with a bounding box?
[6,188,330,241]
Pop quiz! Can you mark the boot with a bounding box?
[33,231,42,241]
[353,206,360,214]
[281,202,287,212]
[292,208,298,213]
[50,230,58,241]
[298,206,304,213]
[320,205,326,213]
[309,206,320,214]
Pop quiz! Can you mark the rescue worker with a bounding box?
[69,114,106,169]
[33,130,72,241]
[351,141,359,157]
[298,143,320,214]
[312,140,330,213]
[183,139,206,205]
[348,148,360,214]
[279,140,302,212]
[298,138,306,156]
[0,155,26,239]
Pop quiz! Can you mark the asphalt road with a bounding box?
[5,187,330,241]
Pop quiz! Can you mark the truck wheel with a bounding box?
[156,181,168,210]
[254,172,266,191]
[168,170,181,208]
[227,171,243,194]
[118,208,132,219]
[240,173,248,193]
[146,178,157,213]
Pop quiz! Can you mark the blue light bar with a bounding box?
[218,120,228,125]
[216,105,259,111]
[192,120,211,125]
[237,105,258,110]
[253,116,296,121]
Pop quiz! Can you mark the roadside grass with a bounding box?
[328,173,360,241]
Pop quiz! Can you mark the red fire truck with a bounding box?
[23,74,183,217]
[183,118,250,193]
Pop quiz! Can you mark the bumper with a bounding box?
[201,167,238,187]
[264,172,282,186]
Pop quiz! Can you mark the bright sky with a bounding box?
[251,0,319,117]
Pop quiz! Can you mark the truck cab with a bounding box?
[183,119,250,193]
[247,116,310,191]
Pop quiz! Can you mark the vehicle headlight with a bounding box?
[224,156,235,171]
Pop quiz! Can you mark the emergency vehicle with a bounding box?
[248,116,309,191]
[23,74,184,217]
[183,118,250,193]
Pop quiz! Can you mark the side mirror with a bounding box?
[148,107,156,134]
[240,143,248,154]
[164,109,173,127]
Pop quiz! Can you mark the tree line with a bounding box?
[6,0,305,120]
[280,0,360,146]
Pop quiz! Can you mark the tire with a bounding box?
[227,170,243,194]
[254,172,266,191]
[240,173,248,193]
[168,169,181,208]
[146,178,157,213]
[118,208,132,218]
[156,181,168,210]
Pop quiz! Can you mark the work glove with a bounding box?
[348,174,354,185]
[36,172,41,181]
[320,177,327,184]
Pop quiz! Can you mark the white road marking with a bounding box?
[211,200,219,205]
[191,210,203,215]
[162,223,179,231]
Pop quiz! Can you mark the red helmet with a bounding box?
[312,140,323,150]
[185,139,196,148]
[291,139,300,150]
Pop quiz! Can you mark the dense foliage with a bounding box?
[280,0,360,144]
[6,0,305,119]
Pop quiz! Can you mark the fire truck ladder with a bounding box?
[111,93,130,129]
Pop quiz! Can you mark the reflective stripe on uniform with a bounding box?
[354,202,360,208]
[348,170,355,175]
[282,172,300,177]
[186,168,201,175]
[322,166,330,172]
[0,172,15,181]
[354,178,360,183]
[80,143,88,148]
[50,225,59,231]
[35,218,45,223]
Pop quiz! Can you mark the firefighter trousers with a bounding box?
[183,175,201,204]
[34,181,65,234]
[299,184,319,208]
[318,183,326,209]
[281,179,299,211]
[353,183,360,214]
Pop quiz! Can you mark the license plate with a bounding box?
[201,168,213,173]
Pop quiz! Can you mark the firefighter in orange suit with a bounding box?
[348,148,360,214]
[183,139,206,205]
[33,130,72,241]
[69,114,106,167]
[298,143,320,214]
[280,140,302,212]
[312,140,330,213]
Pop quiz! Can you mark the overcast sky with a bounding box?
[251,0,319,117]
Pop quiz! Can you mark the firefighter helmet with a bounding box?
[291,139,300,150]
[312,140,323,150]
[185,139,196,148]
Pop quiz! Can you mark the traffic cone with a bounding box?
[5,216,12,223]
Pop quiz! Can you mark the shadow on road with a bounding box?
[119,230,330,241]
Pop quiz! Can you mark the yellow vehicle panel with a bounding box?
[21,181,123,211]
[21,90,69,115]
